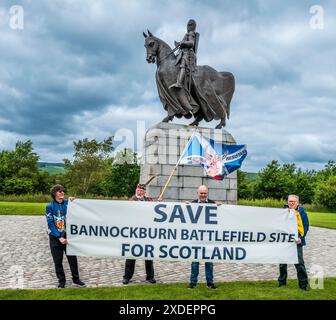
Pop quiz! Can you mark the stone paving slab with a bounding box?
[0,216,335,289]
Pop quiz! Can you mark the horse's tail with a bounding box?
[219,71,235,119]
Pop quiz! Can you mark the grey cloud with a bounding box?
[0,0,335,171]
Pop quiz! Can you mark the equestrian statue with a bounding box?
[143,19,235,129]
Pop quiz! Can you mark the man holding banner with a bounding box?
[122,184,156,285]
[277,194,310,290]
[188,185,217,289]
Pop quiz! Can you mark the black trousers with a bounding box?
[278,244,308,288]
[49,235,80,284]
[123,259,154,280]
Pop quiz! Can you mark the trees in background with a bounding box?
[101,148,140,198]
[254,161,297,200]
[314,161,336,209]
[238,160,336,208]
[294,169,315,204]
[60,137,114,195]
[0,138,140,198]
[1,139,335,209]
[237,170,254,200]
[0,141,51,194]
[252,161,315,203]
[315,176,336,209]
[56,140,140,198]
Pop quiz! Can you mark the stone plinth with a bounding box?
[140,123,237,203]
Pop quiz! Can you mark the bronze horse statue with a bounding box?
[143,30,235,129]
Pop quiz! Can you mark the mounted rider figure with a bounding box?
[169,19,199,94]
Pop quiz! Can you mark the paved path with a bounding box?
[0,216,335,289]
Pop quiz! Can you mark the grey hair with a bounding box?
[288,194,299,202]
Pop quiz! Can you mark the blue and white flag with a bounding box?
[179,133,247,180]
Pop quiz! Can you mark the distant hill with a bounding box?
[245,172,258,182]
[38,162,65,175]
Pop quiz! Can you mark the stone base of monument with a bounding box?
[140,123,237,203]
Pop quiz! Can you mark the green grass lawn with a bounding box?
[306,212,336,230]
[0,202,335,230]
[0,202,45,215]
[0,279,335,300]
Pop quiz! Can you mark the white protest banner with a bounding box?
[67,199,299,264]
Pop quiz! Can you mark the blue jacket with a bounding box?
[46,199,69,238]
[297,206,309,246]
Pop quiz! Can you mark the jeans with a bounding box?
[190,262,214,285]
[278,244,308,288]
[49,235,79,284]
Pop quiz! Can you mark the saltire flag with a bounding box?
[179,133,247,180]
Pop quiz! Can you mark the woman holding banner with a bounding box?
[46,184,86,288]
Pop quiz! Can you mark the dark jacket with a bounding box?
[297,206,309,246]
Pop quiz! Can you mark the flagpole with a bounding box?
[158,131,197,201]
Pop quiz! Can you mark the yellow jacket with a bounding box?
[295,210,304,237]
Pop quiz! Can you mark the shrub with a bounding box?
[314,176,336,210]
[2,177,34,194]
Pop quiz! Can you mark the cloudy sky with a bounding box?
[0,0,335,172]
